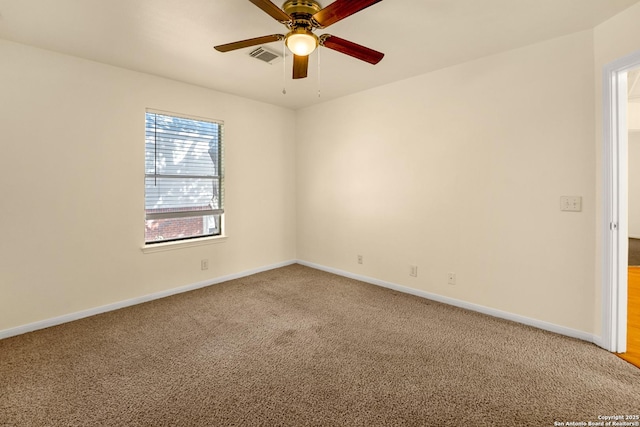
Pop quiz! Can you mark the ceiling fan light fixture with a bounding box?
[285,29,318,56]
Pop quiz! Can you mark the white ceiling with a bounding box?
[0,0,638,110]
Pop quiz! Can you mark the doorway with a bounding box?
[602,50,640,359]
[619,68,640,367]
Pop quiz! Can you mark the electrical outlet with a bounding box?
[201,259,209,270]
[560,196,582,212]
[448,272,456,285]
[410,265,418,277]
[357,255,363,264]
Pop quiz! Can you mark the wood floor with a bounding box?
[617,267,640,368]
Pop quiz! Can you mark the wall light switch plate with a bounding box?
[560,196,582,212]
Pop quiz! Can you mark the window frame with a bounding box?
[143,109,225,249]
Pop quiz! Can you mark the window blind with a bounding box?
[144,111,224,243]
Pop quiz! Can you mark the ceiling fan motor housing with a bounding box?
[282,0,322,19]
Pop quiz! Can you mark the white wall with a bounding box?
[0,40,296,333]
[593,2,640,337]
[629,132,640,239]
[296,30,596,333]
[630,103,640,131]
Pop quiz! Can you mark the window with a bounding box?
[145,110,224,244]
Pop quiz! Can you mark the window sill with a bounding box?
[141,235,227,254]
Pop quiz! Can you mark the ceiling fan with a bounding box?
[214,0,384,79]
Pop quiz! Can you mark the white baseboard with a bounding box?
[629,234,640,239]
[296,260,595,344]
[0,260,296,340]
[1,259,596,345]
[592,335,605,349]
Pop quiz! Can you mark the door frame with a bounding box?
[601,49,640,352]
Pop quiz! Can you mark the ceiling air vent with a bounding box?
[249,47,282,64]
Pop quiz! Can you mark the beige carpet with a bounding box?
[1,264,639,426]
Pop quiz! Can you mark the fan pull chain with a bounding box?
[317,47,321,98]
[282,40,287,95]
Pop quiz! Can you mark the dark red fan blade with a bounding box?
[214,34,283,52]
[312,0,382,28]
[293,55,309,79]
[320,35,384,64]
[248,0,291,23]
